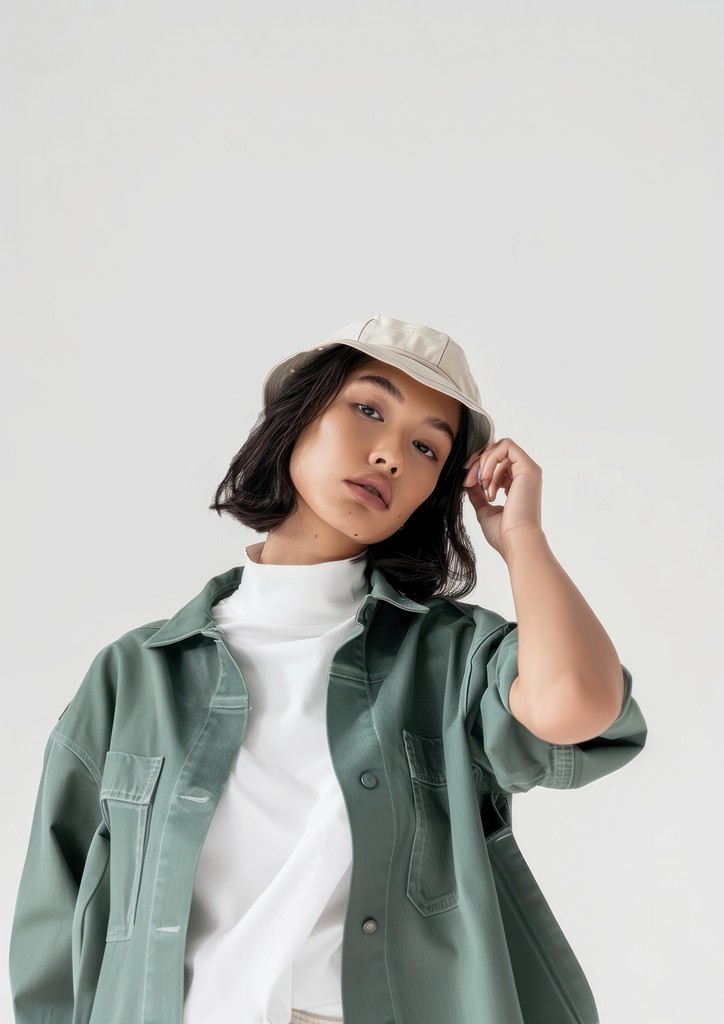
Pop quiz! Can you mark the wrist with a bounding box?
[501,526,549,567]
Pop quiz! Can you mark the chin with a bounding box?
[329,522,380,547]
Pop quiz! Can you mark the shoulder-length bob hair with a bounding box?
[209,345,478,602]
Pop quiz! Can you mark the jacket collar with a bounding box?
[142,563,429,649]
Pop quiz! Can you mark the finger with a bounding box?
[471,440,503,471]
[463,440,497,469]
[480,455,512,501]
[478,451,510,486]
[462,459,483,489]
[462,441,503,488]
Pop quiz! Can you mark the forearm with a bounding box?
[503,527,624,735]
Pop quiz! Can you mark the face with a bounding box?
[259,357,462,564]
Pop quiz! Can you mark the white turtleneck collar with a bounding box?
[220,544,371,631]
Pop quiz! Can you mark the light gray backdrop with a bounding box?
[2,2,722,1022]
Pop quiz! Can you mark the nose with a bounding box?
[369,435,404,474]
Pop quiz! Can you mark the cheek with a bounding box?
[288,421,339,496]
[397,474,436,518]
[413,466,443,506]
[288,430,315,488]
[306,414,360,472]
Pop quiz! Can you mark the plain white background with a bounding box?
[2,2,722,1021]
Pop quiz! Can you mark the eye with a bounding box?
[353,403,438,461]
[414,441,437,460]
[355,402,382,420]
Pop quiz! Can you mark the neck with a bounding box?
[249,533,368,566]
[237,542,371,627]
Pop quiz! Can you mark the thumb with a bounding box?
[464,482,493,517]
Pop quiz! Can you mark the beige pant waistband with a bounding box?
[290,1009,344,1024]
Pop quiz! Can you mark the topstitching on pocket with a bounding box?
[402,729,458,917]
[100,750,164,942]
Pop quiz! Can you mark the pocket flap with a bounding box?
[100,751,164,804]
[402,730,447,785]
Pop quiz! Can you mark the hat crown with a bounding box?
[357,315,482,404]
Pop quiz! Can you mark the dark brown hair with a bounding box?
[209,345,478,602]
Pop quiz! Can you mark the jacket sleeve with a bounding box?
[469,622,648,795]
[9,722,106,1022]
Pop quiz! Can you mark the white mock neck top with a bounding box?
[182,544,370,1024]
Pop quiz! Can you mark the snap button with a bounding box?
[362,918,378,933]
[360,772,377,788]
[362,606,373,622]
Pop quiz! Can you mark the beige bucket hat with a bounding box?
[262,314,496,459]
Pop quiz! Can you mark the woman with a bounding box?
[9,314,648,1024]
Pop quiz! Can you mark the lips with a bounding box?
[345,474,391,508]
[344,481,388,511]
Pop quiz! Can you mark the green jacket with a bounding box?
[9,563,647,1024]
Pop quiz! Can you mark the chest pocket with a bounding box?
[402,730,458,916]
[100,751,164,942]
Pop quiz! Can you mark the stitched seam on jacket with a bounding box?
[141,697,214,1021]
[363,676,400,1023]
[551,745,575,789]
[52,730,103,790]
[463,622,511,713]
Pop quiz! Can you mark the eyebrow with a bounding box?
[351,373,456,446]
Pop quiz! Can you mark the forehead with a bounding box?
[346,357,462,426]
